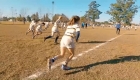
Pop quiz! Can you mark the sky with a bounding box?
[0,0,140,24]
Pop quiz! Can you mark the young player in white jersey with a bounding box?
[47,16,80,70]
[33,22,45,39]
[26,20,37,37]
[44,16,62,44]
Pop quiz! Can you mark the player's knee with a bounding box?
[70,53,74,57]
[60,54,65,57]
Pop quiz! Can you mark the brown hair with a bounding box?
[42,22,45,25]
[68,16,80,25]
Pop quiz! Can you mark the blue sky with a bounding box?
[0,0,140,24]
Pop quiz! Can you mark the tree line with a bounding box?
[1,12,69,23]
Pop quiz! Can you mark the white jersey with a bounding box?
[36,24,43,32]
[64,24,80,37]
[31,20,35,24]
[53,19,61,28]
[76,24,80,32]
[60,24,79,48]
[29,21,36,30]
[52,19,61,32]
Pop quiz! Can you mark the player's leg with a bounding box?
[61,48,74,70]
[47,47,67,71]
[31,29,35,37]
[61,38,75,70]
[118,28,120,34]
[33,32,38,39]
[44,31,54,42]
[54,31,60,43]
[116,28,118,34]
[33,30,41,39]
[26,29,31,35]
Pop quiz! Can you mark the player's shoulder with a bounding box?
[73,24,79,28]
[67,25,71,28]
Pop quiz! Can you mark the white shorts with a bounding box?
[52,26,59,33]
[36,28,42,32]
[29,25,35,31]
[60,36,75,48]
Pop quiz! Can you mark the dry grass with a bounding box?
[0,21,140,80]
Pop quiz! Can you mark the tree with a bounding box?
[16,14,23,21]
[31,14,36,20]
[20,8,28,24]
[41,13,51,22]
[2,17,8,21]
[107,0,139,25]
[20,8,27,18]
[42,14,46,21]
[61,13,69,22]
[35,12,39,21]
[23,17,26,24]
[85,1,102,22]
[52,14,61,22]
[104,21,109,24]
[31,12,40,21]
[80,16,87,23]
[45,13,51,22]
[27,15,31,22]
[52,14,69,22]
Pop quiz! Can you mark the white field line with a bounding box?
[22,35,122,80]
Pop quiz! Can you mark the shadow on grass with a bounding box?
[65,55,140,75]
[79,41,106,44]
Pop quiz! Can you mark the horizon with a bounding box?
[0,0,140,24]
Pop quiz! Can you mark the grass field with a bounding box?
[0,21,140,80]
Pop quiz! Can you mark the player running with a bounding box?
[44,16,62,44]
[47,16,80,70]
